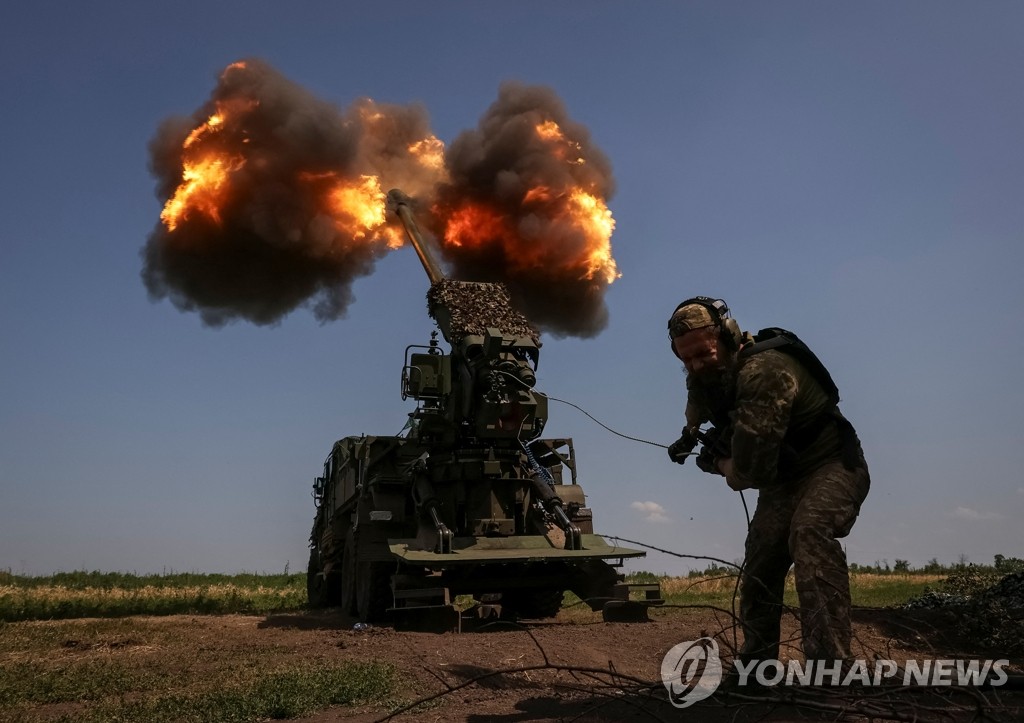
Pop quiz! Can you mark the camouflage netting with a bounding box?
[427,280,538,343]
[904,569,1024,654]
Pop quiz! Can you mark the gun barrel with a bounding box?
[387,189,445,285]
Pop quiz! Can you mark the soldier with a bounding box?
[666,297,870,665]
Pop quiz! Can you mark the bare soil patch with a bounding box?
[4,605,1021,722]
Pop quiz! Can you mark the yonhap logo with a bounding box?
[660,637,723,707]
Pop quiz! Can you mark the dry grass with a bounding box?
[846,573,945,587]
[0,582,305,621]
[632,571,945,610]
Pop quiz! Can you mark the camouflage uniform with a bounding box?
[688,347,870,663]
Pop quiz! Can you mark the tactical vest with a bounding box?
[739,327,861,471]
[739,327,839,405]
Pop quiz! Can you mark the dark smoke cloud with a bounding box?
[141,59,435,326]
[432,81,617,338]
[142,65,619,337]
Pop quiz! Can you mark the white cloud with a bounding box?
[951,506,1002,521]
[631,500,671,524]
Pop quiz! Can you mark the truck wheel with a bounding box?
[355,556,392,623]
[306,550,327,608]
[340,529,357,615]
[323,570,343,607]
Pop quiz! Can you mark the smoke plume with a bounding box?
[141,59,442,326]
[430,82,618,337]
[142,62,618,335]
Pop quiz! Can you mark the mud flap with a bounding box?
[389,585,461,633]
[389,596,507,633]
[602,599,653,622]
[601,582,664,623]
[391,603,462,633]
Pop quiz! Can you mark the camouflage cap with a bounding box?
[668,303,716,339]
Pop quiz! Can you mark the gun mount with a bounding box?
[305,190,660,629]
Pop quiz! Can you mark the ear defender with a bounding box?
[667,296,741,353]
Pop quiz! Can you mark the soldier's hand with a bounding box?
[667,430,696,465]
[703,425,733,459]
[694,447,720,475]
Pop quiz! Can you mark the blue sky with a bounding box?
[2,2,1022,576]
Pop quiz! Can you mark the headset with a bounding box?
[667,296,743,355]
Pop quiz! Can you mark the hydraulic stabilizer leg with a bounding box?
[412,470,453,554]
[526,467,582,550]
[427,505,453,554]
[523,442,582,550]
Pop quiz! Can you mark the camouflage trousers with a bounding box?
[738,459,870,663]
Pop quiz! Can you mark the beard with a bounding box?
[686,354,738,425]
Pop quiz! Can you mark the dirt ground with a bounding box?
[9,604,1023,723]
[175,605,1024,721]
[281,605,1024,722]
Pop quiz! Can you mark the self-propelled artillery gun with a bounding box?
[306,190,659,629]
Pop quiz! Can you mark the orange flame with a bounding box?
[160,97,406,247]
[441,191,618,283]
[302,172,404,249]
[443,202,515,251]
[329,175,405,248]
[160,152,244,231]
[564,190,618,282]
[183,113,223,149]
[535,120,585,165]
[535,120,565,142]
[407,136,446,172]
[523,186,553,204]
[160,100,259,231]
[438,183,614,282]
[326,175,387,238]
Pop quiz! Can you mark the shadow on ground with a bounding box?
[258,609,358,631]
[851,606,1008,659]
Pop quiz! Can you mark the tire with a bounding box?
[323,569,343,607]
[351,530,391,623]
[340,528,357,615]
[306,549,327,608]
[354,561,391,622]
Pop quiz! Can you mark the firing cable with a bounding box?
[494,370,668,449]
[504,365,753,645]
[594,535,740,571]
[494,369,751,528]
[540,392,670,449]
[739,489,751,528]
